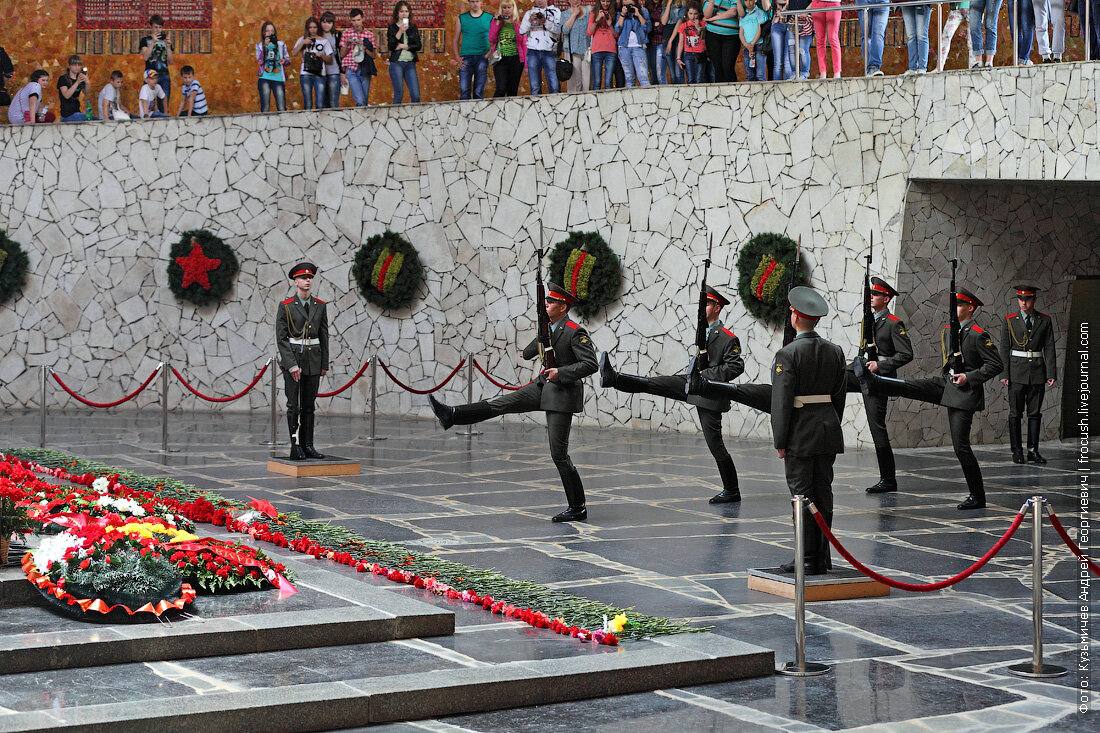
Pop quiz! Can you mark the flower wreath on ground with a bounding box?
[167,229,241,308]
[352,230,424,311]
[735,232,808,327]
[0,230,30,307]
[20,473,195,535]
[547,231,622,320]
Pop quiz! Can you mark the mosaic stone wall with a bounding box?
[2,64,1098,446]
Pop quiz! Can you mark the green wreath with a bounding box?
[547,231,622,320]
[352,230,424,310]
[735,232,808,327]
[0,231,30,307]
[167,230,240,307]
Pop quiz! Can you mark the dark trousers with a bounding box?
[705,30,741,83]
[483,383,575,477]
[784,453,835,567]
[1008,382,1045,420]
[627,374,732,464]
[493,55,524,97]
[845,372,895,480]
[284,370,320,444]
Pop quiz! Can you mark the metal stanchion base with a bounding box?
[1006,663,1069,678]
[366,436,388,442]
[461,428,483,436]
[150,449,180,454]
[777,661,831,677]
[259,440,286,446]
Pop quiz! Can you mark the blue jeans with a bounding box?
[653,44,673,84]
[591,51,617,89]
[771,23,794,80]
[1007,0,1036,61]
[666,46,684,83]
[346,69,371,105]
[742,43,767,80]
[857,0,891,71]
[156,74,170,113]
[389,60,421,103]
[1079,0,1100,59]
[969,0,1004,55]
[143,111,168,119]
[257,78,286,111]
[900,5,932,70]
[325,73,341,108]
[526,49,560,94]
[300,73,324,109]
[683,53,706,83]
[459,54,489,99]
[618,45,650,86]
[61,112,98,122]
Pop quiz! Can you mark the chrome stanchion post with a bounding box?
[367,355,386,442]
[1014,0,1019,64]
[936,2,942,69]
[1088,0,1092,61]
[794,12,801,80]
[39,365,47,449]
[261,355,282,447]
[1007,496,1068,678]
[153,362,177,454]
[778,494,830,677]
[462,356,482,437]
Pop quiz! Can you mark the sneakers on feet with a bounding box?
[868,67,884,77]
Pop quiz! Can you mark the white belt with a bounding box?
[290,338,320,346]
[1011,350,1042,358]
[793,394,832,408]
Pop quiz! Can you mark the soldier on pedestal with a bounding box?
[999,286,1057,464]
[275,262,329,461]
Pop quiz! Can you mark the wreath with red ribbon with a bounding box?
[167,230,240,307]
[352,230,424,311]
[735,232,808,327]
[547,231,622,320]
[0,230,30,307]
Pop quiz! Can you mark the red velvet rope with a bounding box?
[808,501,1029,592]
[1046,507,1100,577]
[172,362,269,403]
[377,359,465,394]
[51,366,162,408]
[472,359,532,391]
[318,359,371,398]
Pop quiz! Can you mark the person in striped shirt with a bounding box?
[178,65,208,117]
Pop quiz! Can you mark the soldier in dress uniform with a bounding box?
[999,286,1057,465]
[854,286,1003,510]
[598,285,746,504]
[275,262,329,461]
[428,283,598,522]
[772,287,847,576]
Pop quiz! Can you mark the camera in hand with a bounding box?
[533,10,545,19]
[624,4,636,16]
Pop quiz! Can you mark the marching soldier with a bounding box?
[999,286,1057,464]
[772,287,847,576]
[429,283,598,522]
[598,286,746,504]
[854,286,1003,510]
[275,262,329,461]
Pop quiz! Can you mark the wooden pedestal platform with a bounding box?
[748,567,890,601]
[267,456,361,477]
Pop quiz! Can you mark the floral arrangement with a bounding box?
[352,230,424,311]
[168,537,294,594]
[21,474,194,534]
[735,232,808,327]
[547,231,622,320]
[167,229,240,308]
[0,230,30,306]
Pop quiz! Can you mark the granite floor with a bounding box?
[2,409,1096,731]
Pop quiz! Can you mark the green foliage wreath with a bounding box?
[167,229,240,308]
[735,232,808,327]
[547,231,622,320]
[0,231,30,306]
[352,230,424,310]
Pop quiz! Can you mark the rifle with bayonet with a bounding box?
[859,233,878,362]
[942,246,967,387]
[688,233,714,376]
[782,235,801,346]
[535,228,557,369]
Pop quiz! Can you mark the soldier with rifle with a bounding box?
[276,262,330,461]
[428,242,598,523]
[999,286,1057,465]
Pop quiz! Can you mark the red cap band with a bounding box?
[956,292,977,306]
[1016,289,1036,297]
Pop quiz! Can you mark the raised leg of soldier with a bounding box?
[863,392,897,493]
[429,383,540,430]
[642,374,691,402]
[949,407,985,510]
[780,454,830,574]
[692,380,773,413]
[697,406,741,503]
[546,411,587,522]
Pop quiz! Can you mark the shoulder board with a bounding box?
[281,297,294,305]
[1039,312,1050,319]
[313,298,326,304]
[721,327,736,338]
[970,325,985,334]
[565,321,579,330]
[887,314,900,322]
[1006,312,1018,319]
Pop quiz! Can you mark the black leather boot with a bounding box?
[300,414,325,459]
[852,357,907,397]
[428,395,456,430]
[1026,417,1047,464]
[1009,420,1025,464]
[599,353,617,388]
[709,457,741,503]
[552,469,587,522]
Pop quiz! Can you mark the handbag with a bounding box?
[557,31,574,81]
[489,46,503,65]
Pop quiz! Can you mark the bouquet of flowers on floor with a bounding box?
[22,477,195,535]
[167,537,296,595]
[1,476,35,564]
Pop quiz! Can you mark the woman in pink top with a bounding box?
[587,0,619,89]
[489,0,528,96]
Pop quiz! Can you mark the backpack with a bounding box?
[303,40,324,75]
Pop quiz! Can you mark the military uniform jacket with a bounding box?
[999,311,1056,384]
[522,318,598,413]
[771,331,847,457]
[868,311,914,377]
[689,323,746,413]
[940,321,1002,412]
[276,296,330,376]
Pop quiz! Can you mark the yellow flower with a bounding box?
[111,521,198,543]
[608,613,629,633]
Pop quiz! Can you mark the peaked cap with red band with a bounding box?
[289,262,318,279]
[546,282,578,306]
[954,286,983,308]
[788,286,828,320]
[704,285,731,307]
[869,277,899,298]
[1013,285,1040,298]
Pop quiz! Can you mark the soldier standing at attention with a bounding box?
[854,286,1003,510]
[999,286,1056,465]
[772,287,847,576]
[276,262,329,461]
[429,283,598,522]
[598,286,746,504]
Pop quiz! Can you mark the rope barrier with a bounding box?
[472,358,532,391]
[808,500,1030,592]
[377,359,465,395]
[1046,506,1100,577]
[51,364,163,409]
[318,359,372,398]
[171,361,270,403]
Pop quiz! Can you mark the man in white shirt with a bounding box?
[520,0,562,94]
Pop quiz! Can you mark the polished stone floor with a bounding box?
[2,409,1096,731]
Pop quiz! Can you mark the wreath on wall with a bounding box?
[547,231,622,320]
[352,230,424,311]
[167,230,240,307]
[735,232,808,327]
[0,231,30,307]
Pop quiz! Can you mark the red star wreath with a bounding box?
[167,230,240,307]
[175,241,221,290]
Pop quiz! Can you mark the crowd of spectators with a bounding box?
[4,1,1100,125]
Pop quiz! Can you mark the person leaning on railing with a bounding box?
[968,0,1002,67]
[856,0,891,75]
[897,0,933,73]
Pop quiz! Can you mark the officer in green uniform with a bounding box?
[275,262,329,461]
[772,287,847,575]
[429,283,598,522]
[598,286,746,503]
[999,286,1057,464]
[854,286,1003,510]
